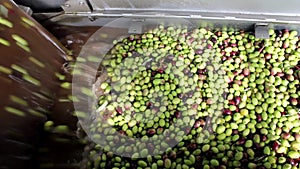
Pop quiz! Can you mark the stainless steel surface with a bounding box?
[37,12,300,29]
[254,23,269,39]
[31,0,300,25]
[89,0,300,17]
[13,0,65,11]
[62,0,91,13]
[128,19,143,34]
[31,0,300,30]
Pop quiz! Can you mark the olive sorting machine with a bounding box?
[1,0,300,168]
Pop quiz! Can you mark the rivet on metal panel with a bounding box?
[255,24,269,39]
[62,0,91,13]
[88,15,96,21]
[64,4,71,8]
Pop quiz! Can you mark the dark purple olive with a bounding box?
[195,49,203,54]
[223,40,229,46]
[232,129,239,135]
[234,80,242,85]
[184,68,191,74]
[129,35,135,41]
[254,143,261,149]
[194,121,201,128]
[273,141,279,151]
[238,138,246,145]
[235,96,241,105]
[159,44,165,48]
[290,159,299,167]
[276,30,283,37]
[188,143,197,150]
[185,127,191,134]
[122,53,128,58]
[216,31,222,37]
[223,109,232,115]
[129,46,135,51]
[119,130,126,136]
[147,129,156,135]
[295,133,300,141]
[151,71,157,76]
[283,42,289,49]
[200,119,206,126]
[243,152,249,158]
[207,44,212,49]
[276,72,285,77]
[286,74,294,81]
[197,69,205,74]
[178,94,183,99]
[229,100,235,105]
[116,107,123,114]
[258,166,266,169]
[170,151,177,159]
[243,68,250,76]
[233,71,239,76]
[162,154,168,160]
[227,57,234,62]
[265,53,272,59]
[271,69,276,76]
[211,37,217,43]
[187,91,194,97]
[219,165,226,169]
[125,104,131,110]
[282,133,291,139]
[158,68,164,74]
[290,98,298,106]
[206,99,213,105]
[262,135,267,142]
[222,56,227,61]
[230,51,237,56]
[199,74,206,80]
[192,104,198,109]
[176,45,183,50]
[231,43,237,47]
[220,50,226,56]
[189,37,195,43]
[257,115,262,122]
[147,102,153,108]
[175,111,181,118]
